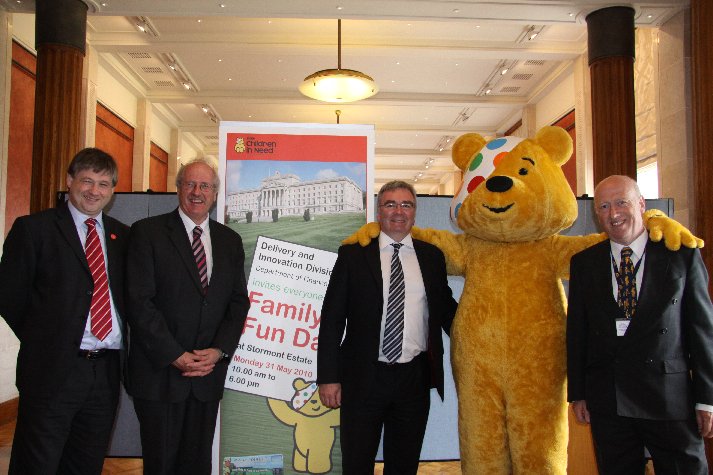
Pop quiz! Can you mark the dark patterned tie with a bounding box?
[617,247,637,319]
[383,243,405,363]
[192,226,208,292]
[85,218,112,341]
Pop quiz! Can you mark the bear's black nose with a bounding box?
[485,175,513,193]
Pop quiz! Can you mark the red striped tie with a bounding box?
[192,226,208,292]
[85,218,112,341]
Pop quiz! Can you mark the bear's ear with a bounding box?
[451,133,487,171]
[534,126,573,167]
[292,377,307,390]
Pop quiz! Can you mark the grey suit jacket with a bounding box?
[567,238,713,420]
[126,209,250,402]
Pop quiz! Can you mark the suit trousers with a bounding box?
[133,395,220,475]
[590,410,708,475]
[340,352,431,475]
[9,351,120,475]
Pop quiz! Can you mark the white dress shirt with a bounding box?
[178,208,213,283]
[377,232,429,363]
[68,201,122,350]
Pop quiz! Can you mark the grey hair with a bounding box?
[377,180,417,206]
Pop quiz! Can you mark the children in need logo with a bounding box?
[234,136,277,154]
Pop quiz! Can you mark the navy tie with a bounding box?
[617,247,637,319]
[383,243,405,362]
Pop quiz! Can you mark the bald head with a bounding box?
[594,175,646,245]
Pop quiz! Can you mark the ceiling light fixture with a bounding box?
[134,16,160,37]
[299,19,378,103]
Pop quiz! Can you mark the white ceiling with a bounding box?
[2,0,689,193]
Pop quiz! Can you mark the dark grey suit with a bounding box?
[317,238,457,474]
[0,202,128,474]
[567,238,713,474]
[126,209,249,474]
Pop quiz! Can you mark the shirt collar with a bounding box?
[67,200,103,229]
[610,230,648,261]
[178,207,210,235]
[379,231,414,251]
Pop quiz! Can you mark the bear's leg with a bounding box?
[454,364,512,475]
[305,441,335,474]
[293,447,308,472]
[504,358,568,475]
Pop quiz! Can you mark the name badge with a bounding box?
[615,318,630,337]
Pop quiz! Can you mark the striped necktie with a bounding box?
[383,242,405,363]
[192,226,208,292]
[85,218,112,341]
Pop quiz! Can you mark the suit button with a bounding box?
[86,290,93,296]
[672,298,678,304]
[660,328,668,334]
[645,359,654,364]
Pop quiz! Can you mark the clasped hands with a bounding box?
[172,348,223,377]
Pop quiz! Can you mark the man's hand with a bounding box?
[172,348,221,377]
[644,209,704,250]
[697,409,713,438]
[571,400,590,424]
[319,383,342,409]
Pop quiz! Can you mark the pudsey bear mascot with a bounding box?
[348,126,701,474]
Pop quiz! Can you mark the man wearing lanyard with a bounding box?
[318,180,458,474]
[567,175,713,474]
[0,149,128,474]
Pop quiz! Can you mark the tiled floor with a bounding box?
[0,420,461,474]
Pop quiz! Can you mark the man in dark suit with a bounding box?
[0,148,128,474]
[567,175,713,475]
[317,180,458,474]
[126,158,250,475]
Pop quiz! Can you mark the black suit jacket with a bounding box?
[0,202,128,401]
[317,238,457,400]
[567,239,713,420]
[125,209,250,403]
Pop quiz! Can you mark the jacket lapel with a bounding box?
[55,203,91,275]
[365,240,384,308]
[167,209,204,293]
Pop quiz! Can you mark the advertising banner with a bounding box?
[218,122,374,474]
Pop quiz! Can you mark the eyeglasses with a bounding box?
[180,181,216,192]
[379,201,415,210]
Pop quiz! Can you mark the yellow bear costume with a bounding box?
[267,378,340,474]
[349,126,701,474]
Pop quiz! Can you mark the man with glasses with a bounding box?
[317,180,458,474]
[0,148,128,474]
[126,158,250,475]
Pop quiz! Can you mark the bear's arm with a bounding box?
[267,398,299,426]
[411,226,468,276]
[550,233,607,280]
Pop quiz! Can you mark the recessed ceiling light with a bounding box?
[475,25,481,28]
[336,5,343,10]
[218,58,223,62]
[396,61,400,65]
[569,13,574,17]
[647,14,653,18]
[407,23,412,27]
[277,59,282,63]
[455,63,459,66]
[248,115,252,118]
[219,3,225,7]
[452,8,459,13]
[391,80,396,83]
[228,77,232,80]
[268,20,272,24]
[501,68,508,75]
[101,2,108,6]
[197,19,202,23]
